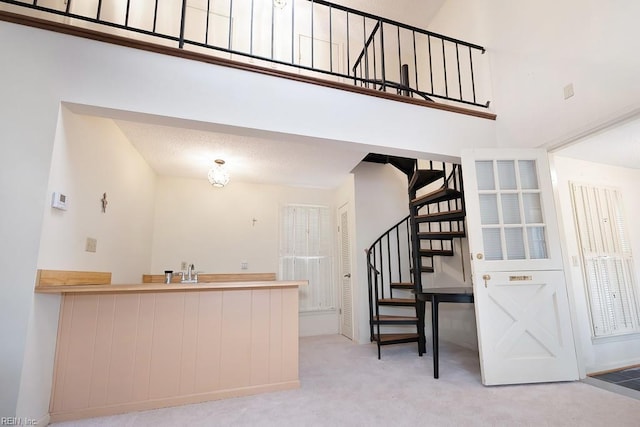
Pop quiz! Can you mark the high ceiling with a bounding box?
[555,115,640,170]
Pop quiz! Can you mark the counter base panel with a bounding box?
[49,287,299,421]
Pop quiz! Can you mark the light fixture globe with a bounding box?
[207,159,230,187]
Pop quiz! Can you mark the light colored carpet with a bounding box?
[51,334,640,426]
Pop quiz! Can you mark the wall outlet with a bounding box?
[241,261,248,270]
[85,237,97,253]
[181,261,188,270]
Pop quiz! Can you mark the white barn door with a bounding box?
[462,148,579,385]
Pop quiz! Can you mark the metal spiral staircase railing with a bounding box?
[366,156,466,359]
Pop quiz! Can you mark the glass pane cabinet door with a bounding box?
[475,159,548,261]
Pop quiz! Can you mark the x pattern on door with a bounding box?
[489,281,562,360]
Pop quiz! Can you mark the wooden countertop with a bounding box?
[35,280,307,294]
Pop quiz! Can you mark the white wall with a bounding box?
[352,162,411,344]
[37,108,157,282]
[150,175,340,338]
[429,0,640,149]
[0,17,495,419]
[17,108,157,422]
[553,155,640,373]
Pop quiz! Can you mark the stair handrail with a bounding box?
[366,215,413,341]
[352,19,382,77]
[1,0,489,109]
[366,248,381,341]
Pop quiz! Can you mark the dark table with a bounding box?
[414,287,474,378]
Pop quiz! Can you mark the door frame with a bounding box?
[547,153,588,378]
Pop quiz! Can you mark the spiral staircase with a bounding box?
[365,154,466,358]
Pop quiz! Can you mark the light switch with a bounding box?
[241,261,248,270]
[86,237,97,253]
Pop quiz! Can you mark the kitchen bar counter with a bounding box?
[35,280,303,294]
[38,270,303,423]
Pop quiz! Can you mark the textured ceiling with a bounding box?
[114,119,371,189]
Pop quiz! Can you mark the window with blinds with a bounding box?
[476,159,548,261]
[571,183,640,337]
[280,204,335,312]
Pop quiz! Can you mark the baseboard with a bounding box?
[49,380,300,423]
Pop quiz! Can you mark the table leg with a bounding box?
[431,297,439,379]
[417,299,426,356]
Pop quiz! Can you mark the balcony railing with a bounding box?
[1,0,490,109]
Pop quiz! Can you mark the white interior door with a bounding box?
[338,204,353,340]
[461,148,579,385]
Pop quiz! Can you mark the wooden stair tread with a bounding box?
[411,266,435,273]
[378,298,416,306]
[390,282,414,289]
[373,333,420,344]
[373,315,419,324]
[415,209,465,223]
[409,169,445,192]
[411,188,462,208]
[418,231,465,239]
[419,249,454,257]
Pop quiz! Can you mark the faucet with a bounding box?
[182,263,198,283]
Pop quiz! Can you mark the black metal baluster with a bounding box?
[152,0,158,33]
[125,0,130,27]
[361,16,366,74]
[406,218,413,283]
[397,25,402,92]
[427,34,433,93]
[97,0,102,21]
[364,34,369,88]
[65,0,71,14]
[469,46,477,104]
[379,21,386,91]
[442,39,448,97]
[205,0,211,45]
[396,225,402,284]
[386,233,391,298]
[372,36,377,85]
[456,43,462,100]
[179,0,187,48]
[412,30,418,91]
[378,242,384,300]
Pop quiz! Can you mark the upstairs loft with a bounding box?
[0,0,496,120]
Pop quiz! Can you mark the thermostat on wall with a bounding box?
[52,192,67,210]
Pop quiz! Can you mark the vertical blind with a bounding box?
[571,183,640,337]
[280,205,335,312]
